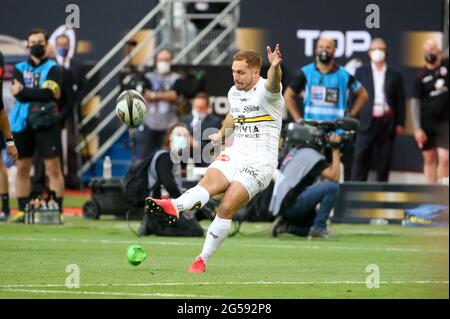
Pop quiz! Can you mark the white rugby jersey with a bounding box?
[227,77,284,166]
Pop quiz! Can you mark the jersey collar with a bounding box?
[28,57,49,67]
[247,76,262,92]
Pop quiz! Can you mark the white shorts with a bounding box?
[208,151,275,200]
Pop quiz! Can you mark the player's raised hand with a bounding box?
[267,44,282,68]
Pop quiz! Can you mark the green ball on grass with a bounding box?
[126,245,146,266]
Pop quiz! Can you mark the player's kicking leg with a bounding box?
[145,167,229,223]
[188,181,249,273]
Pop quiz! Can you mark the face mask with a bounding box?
[30,44,45,59]
[317,50,333,64]
[370,49,385,63]
[172,136,188,152]
[192,110,207,120]
[57,47,69,58]
[156,61,171,74]
[425,53,438,64]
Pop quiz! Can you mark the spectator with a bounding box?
[270,129,342,238]
[53,33,82,189]
[411,39,449,183]
[180,92,222,166]
[283,37,369,180]
[352,38,406,182]
[9,28,64,221]
[140,49,183,158]
[138,123,203,237]
[0,51,19,221]
[49,28,86,103]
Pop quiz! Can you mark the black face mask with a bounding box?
[317,50,333,64]
[425,53,438,64]
[30,44,45,59]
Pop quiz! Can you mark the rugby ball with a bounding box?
[115,89,146,127]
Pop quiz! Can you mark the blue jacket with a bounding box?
[9,58,58,133]
[300,63,362,121]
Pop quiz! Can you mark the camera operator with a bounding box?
[269,125,342,238]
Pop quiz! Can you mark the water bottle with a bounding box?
[186,158,195,181]
[103,156,112,179]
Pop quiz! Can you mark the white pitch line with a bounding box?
[1,288,221,298]
[422,232,449,237]
[0,235,447,254]
[1,280,448,289]
[339,230,449,237]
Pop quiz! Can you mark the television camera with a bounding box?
[285,117,360,151]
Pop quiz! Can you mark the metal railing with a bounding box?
[172,0,239,64]
[84,1,166,82]
[76,0,240,177]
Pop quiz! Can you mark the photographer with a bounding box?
[135,123,203,237]
[269,124,342,238]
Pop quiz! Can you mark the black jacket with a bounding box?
[354,64,405,134]
[180,113,222,166]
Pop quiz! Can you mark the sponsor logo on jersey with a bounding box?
[209,232,219,239]
[235,125,260,134]
[239,166,258,179]
[243,105,260,113]
[257,180,265,190]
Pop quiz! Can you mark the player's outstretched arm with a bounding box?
[265,44,282,94]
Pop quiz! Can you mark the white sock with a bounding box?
[172,185,209,213]
[199,216,231,264]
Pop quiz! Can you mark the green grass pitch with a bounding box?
[0,196,448,299]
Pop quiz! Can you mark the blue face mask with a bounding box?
[57,48,69,58]
[172,136,188,152]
